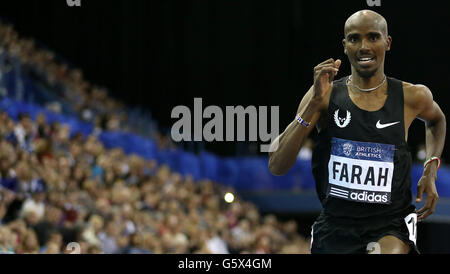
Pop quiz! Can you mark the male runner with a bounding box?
[268,10,446,254]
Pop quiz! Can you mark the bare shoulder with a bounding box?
[402,81,433,110]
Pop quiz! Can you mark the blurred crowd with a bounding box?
[0,18,311,255]
[0,19,166,143]
[0,17,313,255]
[0,110,311,254]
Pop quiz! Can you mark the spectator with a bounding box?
[21,190,46,220]
[32,206,63,247]
[98,220,120,254]
[0,226,14,253]
[18,229,39,254]
[205,229,229,254]
[13,113,36,152]
[81,214,103,247]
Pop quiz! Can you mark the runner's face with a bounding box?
[343,20,391,78]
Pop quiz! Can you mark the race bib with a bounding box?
[328,137,395,204]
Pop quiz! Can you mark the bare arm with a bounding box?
[268,58,341,175]
[268,87,324,175]
[407,85,446,221]
[422,101,446,170]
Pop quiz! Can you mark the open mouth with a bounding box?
[357,56,376,66]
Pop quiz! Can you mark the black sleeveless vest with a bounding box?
[311,76,414,219]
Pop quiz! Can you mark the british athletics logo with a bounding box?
[327,138,395,204]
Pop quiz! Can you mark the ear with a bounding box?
[342,38,347,55]
[385,35,392,51]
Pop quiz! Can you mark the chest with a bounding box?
[326,85,404,145]
[348,87,388,112]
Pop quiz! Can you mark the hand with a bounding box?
[416,174,439,221]
[313,58,341,101]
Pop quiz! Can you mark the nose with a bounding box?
[358,38,372,55]
[360,38,369,50]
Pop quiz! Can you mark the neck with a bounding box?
[350,69,386,90]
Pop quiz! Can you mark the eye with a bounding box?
[348,36,358,43]
[369,34,380,42]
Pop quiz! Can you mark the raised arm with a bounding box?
[268,58,341,175]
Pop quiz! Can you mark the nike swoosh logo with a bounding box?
[376,120,400,129]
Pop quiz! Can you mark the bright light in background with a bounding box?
[224,192,235,203]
